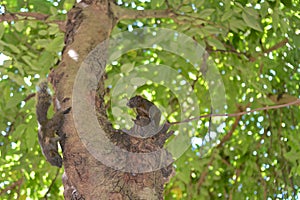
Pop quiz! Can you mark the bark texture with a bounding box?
[49,0,174,199]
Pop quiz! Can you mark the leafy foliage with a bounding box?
[0,0,299,199]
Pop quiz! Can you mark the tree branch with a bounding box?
[43,168,60,199]
[197,109,242,193]
[170,98,300,125]
[23,93,36,102]
[263,38,289,54]
[207,38,289,62]
[197,154,215,193]
[0,12,66,31]
[249,38,289,62]
[0,178,23,196]
[256,160,268,199]
[217,114,242,148]
[110,4,174,21]
[0,12,49,23]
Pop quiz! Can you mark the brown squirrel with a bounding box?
[127,95,161,128]
[126,95,163,137]
[36,81,71,168]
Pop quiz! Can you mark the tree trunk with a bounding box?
[49,1,174,199]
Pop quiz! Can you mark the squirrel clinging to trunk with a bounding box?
[126,95,164,137]
[127,95,161,128]
[36,81,71,167]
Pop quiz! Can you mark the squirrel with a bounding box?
[126,95,162,137]
[127,95,161,128]
[36,81,71,168]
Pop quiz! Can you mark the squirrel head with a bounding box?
[127,95,144,108]
[48,152,62,168]
[36,81,50,94]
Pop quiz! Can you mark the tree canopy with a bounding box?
[0,0,299,199]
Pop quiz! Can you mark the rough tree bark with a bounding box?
[49,0,174,199]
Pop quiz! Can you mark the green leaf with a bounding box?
[112,107,123,115]
[7,72,24,86]
[14,21,24,32]
[260,1,270,18]
[242,11,263,32]
[281,0,293,8]
[180,6,194,13]
[284,150,299,164]
[3,60,12,68]
[33,51,53,71]
[13,124,27,138]
[25,126,37,149]
[6,93,23,109]
[38,30,48,36]
[34,39,50,49]
[292,35,300,48]
[296,165,300,175]
[229,18,247,32]
[243,7,259,17]
[198,9,215,18]
[46,35,64,52]
[221,10,233,22]
[271,10,279,31]
[207,38,226,50]
[279,19,288,33]
[50,6,58,16]
[6,43,21,54]
[28,21,37,29]
[202,25,222,35]
[233,5,243,14]
[63,0,75,11]
[130,77,146,86]
[234,2,244,9]
[194,0,204,7]
[22,55,33,68]
[178,23,192,32]
[0,23,4,39]
[176,171,190,184]
[48,24,60,35]
[120,63,134,73]
[14,63,25,76]
[151,0,164,8]
[30,0,52,14]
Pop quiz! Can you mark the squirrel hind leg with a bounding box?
[47,107,71,131]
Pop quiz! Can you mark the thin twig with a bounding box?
[169,99,300,125]
[263,38,289,54]
[0,12,49,22]
[0,12,65,31]
[217,114,242,147]
[197,108,242,193]
[0,178,23,195]
[256,160,268,199]
[23,93,36,102]
[164,0,171,9]
[111,4,174,21]
[43,168,61,199]
[197,154,215,193]
[249,38,289,62]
